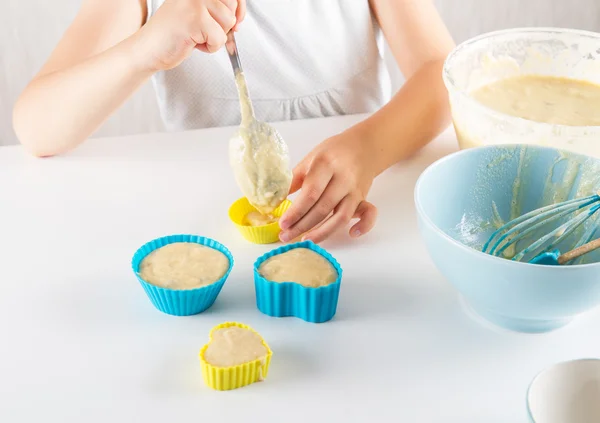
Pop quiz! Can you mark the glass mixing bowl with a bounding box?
[443,28,600,158]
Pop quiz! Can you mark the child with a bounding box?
[13,0,455,243]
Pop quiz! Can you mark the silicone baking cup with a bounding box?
[253,240,343,323]
[228,197,292,244]
[131,234,234,316]
[199,322,273,391]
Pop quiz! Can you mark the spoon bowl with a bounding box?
[225,33,292,215]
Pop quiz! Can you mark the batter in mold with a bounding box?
[139,242,229,290]
[258,248,338,288]
[203,326,268,368]
[243,211,279,226]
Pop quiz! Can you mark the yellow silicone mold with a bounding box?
[228,197,292,244]
[199,322,273,391]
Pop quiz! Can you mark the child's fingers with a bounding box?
[349,201,378,238]
[207,0,237,33]
[288,159,310,195]
[288,172,303,196]
[220,0,237,13]
[281,176,348,242]
[279,162,333,232]
[234,0,246,31]
[302,195,359,244]
[193,10,228,53]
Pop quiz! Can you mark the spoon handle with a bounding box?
[558,238,600,264]
[225,32,255,124]
[225,31,243,74]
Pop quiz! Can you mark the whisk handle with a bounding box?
[558,238,600,265]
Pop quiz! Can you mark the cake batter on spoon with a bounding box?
[226,32,292,215]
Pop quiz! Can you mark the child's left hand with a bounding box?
[278,132,378,243]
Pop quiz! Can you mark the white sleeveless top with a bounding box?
[146,0,392,131]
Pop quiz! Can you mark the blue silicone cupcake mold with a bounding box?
[131,234,234,316]
[253,240,343,323]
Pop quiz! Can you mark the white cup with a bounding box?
[528,359,600,423]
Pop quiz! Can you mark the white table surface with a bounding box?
[1,114,599,422]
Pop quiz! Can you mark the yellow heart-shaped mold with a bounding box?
[199,322,273,391]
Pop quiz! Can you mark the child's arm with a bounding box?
[13,0,243,157]
[354,0,455,173]
[278,0,455,243]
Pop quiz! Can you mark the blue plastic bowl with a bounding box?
[415,144,600,333]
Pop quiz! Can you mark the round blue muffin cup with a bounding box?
[131,234,234,316]
[253,240,343,323]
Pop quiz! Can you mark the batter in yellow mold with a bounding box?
[203,326,268,367]
[243,211,279,226]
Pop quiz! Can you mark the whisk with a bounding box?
[482,193,600,264]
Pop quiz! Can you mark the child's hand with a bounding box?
[135,0,246,72]
[278,133,378,244]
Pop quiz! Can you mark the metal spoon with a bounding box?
[225,32,292,215]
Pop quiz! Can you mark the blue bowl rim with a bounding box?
[525,357,600,422]
[253,240,343,289]
[131,234,235,293]
[414,143,600,270]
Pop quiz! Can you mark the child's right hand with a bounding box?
[134,0,245,72]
